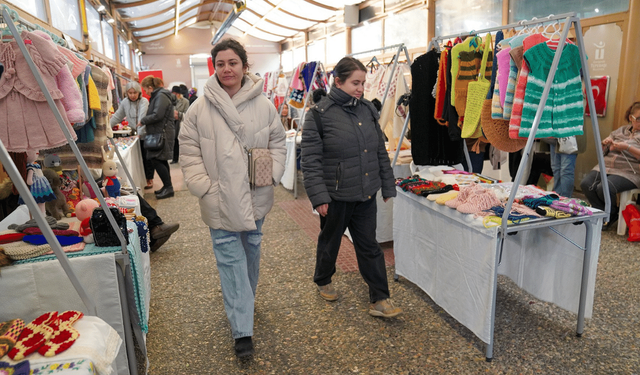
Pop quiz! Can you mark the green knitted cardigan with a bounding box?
[519,43,583,138]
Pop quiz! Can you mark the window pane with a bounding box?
[86,4,103,54]
[435,0,502,36]
[385,8,428,50]
[509,0,629,21]
[6,0,47,22]
[119,36,131,70]
[50,0,82,41]
[351,21,382,58]
[293,46,305,64]
[307,40,325,64]
[281,49,293,72]
[327,32,346,64]
[102,21,115,60]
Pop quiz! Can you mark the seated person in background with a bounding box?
[280,104,293,130]
[580,101,640,230]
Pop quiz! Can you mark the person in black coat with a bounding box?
[300,57,401,319]
[188,87,198,105]
[138,76,175,199]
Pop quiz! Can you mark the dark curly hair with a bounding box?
[211,38,249,69]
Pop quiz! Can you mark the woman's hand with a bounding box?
[137,122,142,129]
[174,110,179,120]
[611,141,629,152]
[316,203,329,217]
[602,138,613,146]
[383,197,391,203]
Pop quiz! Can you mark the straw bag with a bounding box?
[481,99,526,152]
[462,33,493,139]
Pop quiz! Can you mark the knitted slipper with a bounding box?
[38,311,84,357]
[436,190,459,205]
[535,206,572,219]
[0,319,25,357]
[8,311,58,360]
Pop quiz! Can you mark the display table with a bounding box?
[282,133,301,191]
[0,221,149,375]
[393,188,605,359]
[109,136,146,191]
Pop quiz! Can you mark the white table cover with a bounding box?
[393,188,601,344]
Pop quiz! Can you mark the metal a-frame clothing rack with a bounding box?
[1,5,142,374]
[399,12,611,361]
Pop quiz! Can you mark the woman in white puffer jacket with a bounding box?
[179,39,286,358]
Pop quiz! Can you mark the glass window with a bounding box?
[351,21,382,58]
[119,36,131,70]
[509,0,629,21]
[327,32,346,64]
[86,3,103,54]
[293,46,305,65]
[6,0,47,22]
[435,0,502,37]
[102,21,115,60]
[307,40,325,64]
[49,0,82,41]
[385,8,428,50]
[281,49,293,72]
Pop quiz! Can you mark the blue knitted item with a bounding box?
[22,235,83,246]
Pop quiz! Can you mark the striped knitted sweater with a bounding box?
[519,42,583,138]
[454,42,493,116]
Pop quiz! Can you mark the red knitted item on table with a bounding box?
[0,233,26,244]
[8,311,58,360]
[38,310,84,357]
[21,228,80,236]
[0,318,25,357]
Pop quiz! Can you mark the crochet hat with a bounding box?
[481,99,526,152]
[1,241,51,260]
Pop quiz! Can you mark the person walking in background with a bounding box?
[580,101,640,230]
[300,57,402,319]
[109,81,154,189]
[188,87,198,105]
[138,76,175,200]
[171,86,189,164]
[179,39,286,358]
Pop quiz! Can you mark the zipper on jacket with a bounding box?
[336,162,342,190]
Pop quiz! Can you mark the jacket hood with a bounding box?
[203,73,263,141]
[151,87,173,102]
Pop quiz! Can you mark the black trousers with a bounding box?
[152,159,172,188]
[314,195,390,303]
[138,193,162,228]
[580,170,636,219]
[139,140,155,180]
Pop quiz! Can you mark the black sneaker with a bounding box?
[234,336,254,358]
[155,187,174,199]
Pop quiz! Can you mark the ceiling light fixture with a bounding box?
[107,18,115,24]
[127,39,132,44]
[211,1,246,45]
[135,48,139,53]
[97,5,105,12]
[174,0,180,36]
[242,0,283,38]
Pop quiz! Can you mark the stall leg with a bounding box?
[576,220,594,337]
[116,260,139,375]
[485,237,503,361]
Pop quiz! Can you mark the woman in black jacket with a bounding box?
[138,76,175,199]
[300,57,401,318]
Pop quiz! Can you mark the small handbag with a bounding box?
[90,207,129,247]
[248,148,273,187]
[462,33,493,139]
[144,131,165,151]
[557,136,579,154]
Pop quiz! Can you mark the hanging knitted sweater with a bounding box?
[410,50,464,166]
[519,42,583,138]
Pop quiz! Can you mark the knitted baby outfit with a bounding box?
[0,319,25,357]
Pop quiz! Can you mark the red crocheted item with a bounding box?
[21,228,80,236]
[0,233,26,244]
[38,310,84,357]
[8,311,58,360]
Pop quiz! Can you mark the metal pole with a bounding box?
[1,6,97,315]
[108,137,139,194]
[346,43,405,58]
[500,15,574,237]
[576,219,594,336]
[485,237,503,361]
[294,61,321,199]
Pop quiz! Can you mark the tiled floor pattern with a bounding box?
[279,198,395,273]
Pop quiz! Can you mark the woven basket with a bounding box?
[481,99,526,152]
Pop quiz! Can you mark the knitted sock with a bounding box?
[38,311,84,357]
[435,190,459,205]
[535,206,572,219]
[0,319,25,357]
[8,311,58,360]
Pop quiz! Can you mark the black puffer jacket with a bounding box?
[301,86,396,209]
[140,87,175,160]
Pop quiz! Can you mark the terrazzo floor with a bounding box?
[140,164,640,374]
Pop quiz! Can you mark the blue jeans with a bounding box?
[549,144,577,198]
[209,218,264,339]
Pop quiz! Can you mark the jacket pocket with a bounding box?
[335,162,343,191]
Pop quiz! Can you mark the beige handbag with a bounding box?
[248,148,273,187]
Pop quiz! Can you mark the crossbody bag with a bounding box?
[227,125,273,188]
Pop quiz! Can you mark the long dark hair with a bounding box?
[333,57,366,85]
[211,38,249,69]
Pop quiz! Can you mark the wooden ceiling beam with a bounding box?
[301,0,338,11]
[243,7,304,32]
[263,0,325,23]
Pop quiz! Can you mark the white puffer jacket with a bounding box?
[179,73,286,232]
